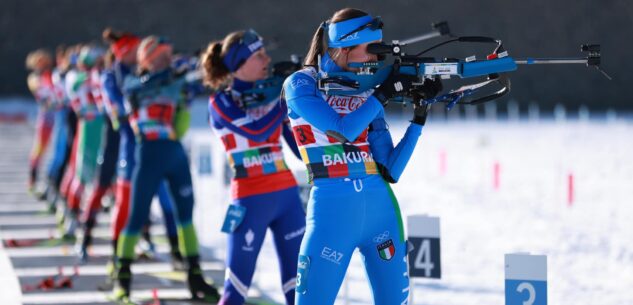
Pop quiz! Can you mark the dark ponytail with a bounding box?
[303,8,370,67]
[304,25,326,66]
[201,41,230,89]
[102,27,123,45]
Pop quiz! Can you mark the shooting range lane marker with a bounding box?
[494,161,501,191]
[6,243,171,257]
[13,261,224,277]
[439,149,447,176]
[20,288,192,304]
[567,173,574,207]
[0,225,167,240]
[152,287,160,305]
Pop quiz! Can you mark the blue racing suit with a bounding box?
[46,68,71,191]
[209,78,305,305]
[117,68,198,260]
[101,62,178,246]
[283,53,423,305]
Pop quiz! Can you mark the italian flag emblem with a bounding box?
[377,239,395,261]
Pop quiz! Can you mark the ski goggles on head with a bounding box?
[222,29,264,72]
[326,15,383,48]
[111,34,141,60]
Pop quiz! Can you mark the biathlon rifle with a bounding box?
[317,21,611,110]
[239,54,303,109]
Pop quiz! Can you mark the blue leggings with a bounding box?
[46,107,69,187]
[118,139,198,259]
[221,186,305,305]
[118,124,177,238]
[295,175,409,305]
[96,117,119,188]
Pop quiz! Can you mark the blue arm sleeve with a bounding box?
[208,107,223,129]
[283,72,383,142]
[101,71,125,116]
[208,91,284,142]
[368,109,423,183]
[282,120,301,159]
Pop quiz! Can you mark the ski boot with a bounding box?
[76,234,92,263]
[168,236,185,271]
[75,244,88,263]
[77,214,97,263]
[97,256,116,291]
[37,185,49,202]
[186,256,220,302]
[62,211,79,241]
[137,227,156,260]
[27,168,39,198]
[111,258,132,303]
[55,198,68,231]
[46,190,58,214]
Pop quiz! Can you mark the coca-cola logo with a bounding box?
[327,96,366,112]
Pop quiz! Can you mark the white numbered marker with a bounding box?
[407,215,441,279]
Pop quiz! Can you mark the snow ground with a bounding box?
[188,116,633,305]
[4,99,632,304]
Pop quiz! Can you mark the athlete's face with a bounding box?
[234,48,271,82]
[334,40,381,72]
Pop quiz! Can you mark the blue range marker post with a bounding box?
[197,143,212,176]
[505,253,548,305]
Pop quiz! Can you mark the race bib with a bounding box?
[220,205,246,233]
[296,255,310,294]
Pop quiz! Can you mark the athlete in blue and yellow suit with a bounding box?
[97,29,182,272]
[112,36,220,302]
[283,8,442,305]
[202,29,305,305]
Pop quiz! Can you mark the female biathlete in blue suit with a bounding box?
[92,29,182,273]
[283,8,442,305]
[201,29,306,305]
[112,36,220,303]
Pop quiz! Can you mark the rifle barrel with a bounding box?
[400,31,442,45]
[515,58,588,65]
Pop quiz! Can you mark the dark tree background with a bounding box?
[1,0,631,110]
